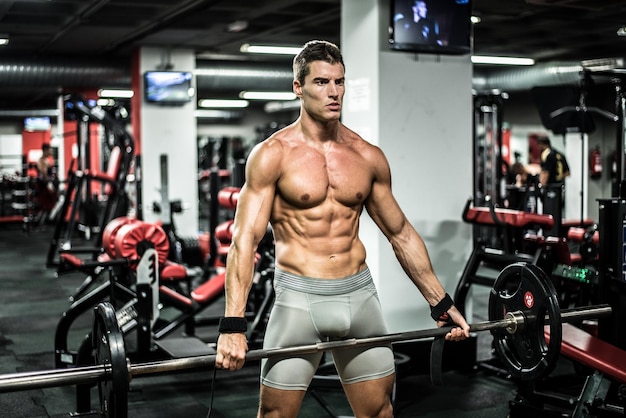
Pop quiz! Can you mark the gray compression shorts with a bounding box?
[260,267,395,391]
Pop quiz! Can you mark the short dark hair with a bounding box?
[293,40,344,85]
[42,143,51,152]
[537,136,551,147]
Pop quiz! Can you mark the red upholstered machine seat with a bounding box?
[464,205,554,229]
[0,215,25,223]
[59,252,113,268]
[546,323,626,383]
[190,271,226,304]
[562,218,596,230]
[160,260,188,281]
[567,227,599,244]
[215,219,234,255]
[217,186,240,210]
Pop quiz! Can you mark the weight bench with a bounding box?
[537,324,626,417]
[550,323,626,383]
[454,199,554,314]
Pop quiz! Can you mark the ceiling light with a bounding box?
[198,99,249,108]
[239,91,297,100]
[264,100,301,113]
[581,57,624,71]
[617,27,626,36]
[96,98,116,107]
[194,109,242,119]
[98,89,134,98]
[0,34,9,46]
[240,44,303,55]
[471,56,535,66]
[227,20,248,32]
[470,16,481,24]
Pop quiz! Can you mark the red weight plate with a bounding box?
[102,217,139,257]
[114,222,170,266]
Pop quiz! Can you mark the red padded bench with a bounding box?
[0,215,25,224]
[217,186,240,210]
[463,205,554,229]
[546,323,626,383]
[562,218,596,231]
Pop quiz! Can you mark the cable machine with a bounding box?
[472,91,508,247]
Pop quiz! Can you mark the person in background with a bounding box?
[537,136,570,187]
[537,136,570,219]
[35,142,57,213]
[394,0,442,45]
[215,40,469,418]
[36,142,54,181]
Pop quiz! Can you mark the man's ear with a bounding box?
[293,80,303,98]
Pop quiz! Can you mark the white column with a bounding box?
[342,0,473,331]
[139,47,199,236]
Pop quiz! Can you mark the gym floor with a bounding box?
[0,223,522,418]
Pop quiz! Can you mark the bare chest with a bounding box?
[278,146,372,208]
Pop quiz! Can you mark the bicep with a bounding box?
[231,143,280,246]
[364,149,408,239]
[232,183,274,247]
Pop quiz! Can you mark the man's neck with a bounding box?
[298,112,341,143]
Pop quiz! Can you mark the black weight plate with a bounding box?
[94,302,129,418]
[488,262,562,381]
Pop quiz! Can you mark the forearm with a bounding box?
[391,227,447,306]
[224,243,256,317]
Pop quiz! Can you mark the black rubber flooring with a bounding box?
[0,222,519,418]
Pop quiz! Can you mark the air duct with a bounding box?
[0,57,623,113]
[0,57,129,87]
[195,60,293,91]
[472,61,584,92]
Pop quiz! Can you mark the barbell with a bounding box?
[0,262,613,418]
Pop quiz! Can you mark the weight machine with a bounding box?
[46,94,134,268]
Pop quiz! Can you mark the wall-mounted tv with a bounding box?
[389,0,472,55]
[144,71,194,105]
[24,116,51,131]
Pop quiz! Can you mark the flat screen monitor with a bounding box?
[144,71,194,105]
[389,0,472,55]
[24,116,51,131]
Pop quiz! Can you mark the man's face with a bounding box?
[294,60,345,122]
[413,1,427,18]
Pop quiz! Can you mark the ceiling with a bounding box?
[1,0,626,114]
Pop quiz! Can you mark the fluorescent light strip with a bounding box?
[98,89,134,98]
[239,91,296,100]
[97,98,116,107]
[471,56,535,66]
[194,110,241,119]
[240,44,303,55]
[198,99,249,108]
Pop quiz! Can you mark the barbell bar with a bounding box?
[0,303,612,394]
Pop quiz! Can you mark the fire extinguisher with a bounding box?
[590,146,602,178]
